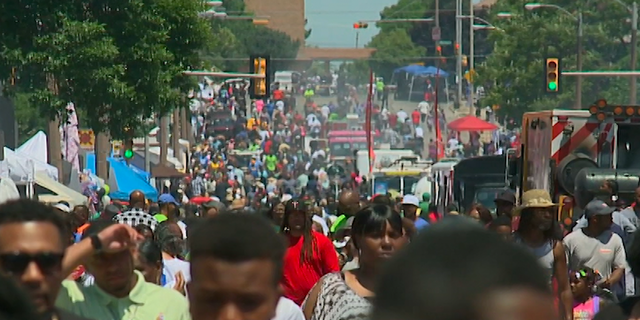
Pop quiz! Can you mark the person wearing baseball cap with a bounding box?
[402,195,429,230]
[494,189,516,218]
[564,199,627,297]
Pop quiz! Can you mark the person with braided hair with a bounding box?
[281,200,339,305]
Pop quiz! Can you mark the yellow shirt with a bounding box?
[56,271,190,320]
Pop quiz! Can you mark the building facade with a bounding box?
[244,0,306,43]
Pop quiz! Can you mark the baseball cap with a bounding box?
[495,190,516,204]
[53,203,71,213]
[158,193,180,206]
[584,199,615,218]
[402,195,420,207]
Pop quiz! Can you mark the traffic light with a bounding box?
[436,45,442,55]
[462,55,468,67]
[249,55,271,99]
[353,22,369,29]
[545,58,560,93]
[9,67,16,86]
[454,42,460,55]
[123,139,134,160]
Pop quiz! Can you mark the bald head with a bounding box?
[129,190,146,209]
[338,190,360,216]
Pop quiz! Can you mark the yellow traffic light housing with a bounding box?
[353,22,369,29]
[545,58,560,93]
[249,56,271,99]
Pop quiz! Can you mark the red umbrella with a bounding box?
[190,196,211,204]
[447,115,498,131]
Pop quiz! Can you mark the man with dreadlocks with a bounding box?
[281,199,340,305]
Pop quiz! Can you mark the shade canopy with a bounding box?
[447,116,498,131]
[393,65,449,77]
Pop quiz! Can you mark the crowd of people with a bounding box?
[2,75,633,320]
[3,184,640,320]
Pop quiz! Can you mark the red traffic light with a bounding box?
[353,22,368,29]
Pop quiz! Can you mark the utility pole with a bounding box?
[159,115,169,165]
[469,0,475,115]
[355,31,359,48]
[45,74,63,181]
[172,108,181,163]
[95,132,110,180]
[456,0,463,107]
[576,12,583,109]
[631,2,638,104]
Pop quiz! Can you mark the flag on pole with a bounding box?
[366,69,374,174]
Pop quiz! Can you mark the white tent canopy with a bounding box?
[35,171,87,207]
[17,130,48,164]
[1,147,58,182]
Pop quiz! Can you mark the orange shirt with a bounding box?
[273,89,284,100]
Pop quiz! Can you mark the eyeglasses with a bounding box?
[0,252,64,275]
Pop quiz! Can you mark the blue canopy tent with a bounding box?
[393,65,451,102]
[84,153,157,201]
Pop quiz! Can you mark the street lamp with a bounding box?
[473,24,502,31]
[204,1,223,7]
[496,12,514,18]
[525,3,583,109]
[198,10,227,18]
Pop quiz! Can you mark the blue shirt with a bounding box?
[414,217,430,230]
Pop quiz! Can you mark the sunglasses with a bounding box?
[0,252,64,275]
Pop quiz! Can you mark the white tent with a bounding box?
[0,178,20,205]
[35,171,87,207]
[2,147,58,182]
[17,131,48,164]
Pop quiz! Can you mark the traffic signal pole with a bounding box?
[562,71,640,76]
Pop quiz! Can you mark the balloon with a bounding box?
[96,188,106,198]
[104,185,110,194]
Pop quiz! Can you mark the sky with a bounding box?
[305,0,397,48]
[305,0,485,48]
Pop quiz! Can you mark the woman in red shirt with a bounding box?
[281,200,340,305]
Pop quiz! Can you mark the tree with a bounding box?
[368,29,425,79]
[368,0,493,73]
[205,17,300,72]
[0,0,210,139]
[475,0,633,120]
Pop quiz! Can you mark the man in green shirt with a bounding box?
[56,221,190,320]
[419,192,431,214]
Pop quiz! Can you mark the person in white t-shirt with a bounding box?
[418,101,429,123]
[396,109,408,124]
[415,127,424,139]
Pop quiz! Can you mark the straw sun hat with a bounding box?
[514,189,557,215]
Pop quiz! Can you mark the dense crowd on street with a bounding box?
[2,76,639,320]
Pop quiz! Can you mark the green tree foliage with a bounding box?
[368,0,492,75]
[0,0,210,139]
[368,29,425,79]
[202,0,300,72]
[476,0,636,120]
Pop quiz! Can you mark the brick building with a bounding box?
[244,0,306,43]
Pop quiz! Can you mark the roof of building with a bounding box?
[297,47,376,60]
